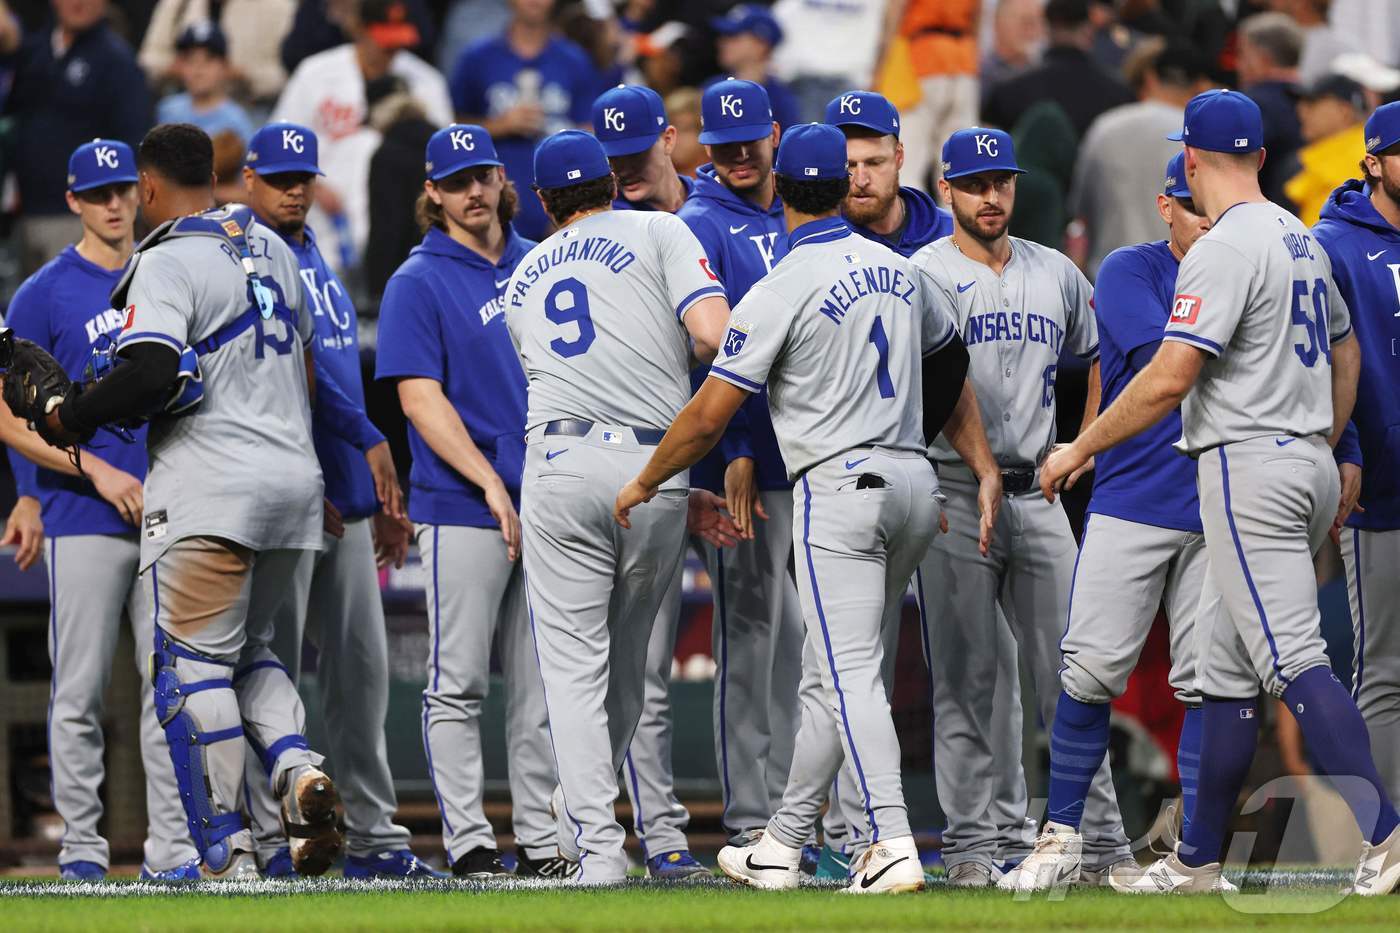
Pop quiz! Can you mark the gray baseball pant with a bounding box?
[522,425,689,883]
[245,519,413,860]
[1194,436,1338,699]
[417,521,556,862]
[44,534,196,872]
[918,465,1131,872]
[765,448,939,849]
[1341,526,1400,803]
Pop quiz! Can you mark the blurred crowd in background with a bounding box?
[1,0,1397,310]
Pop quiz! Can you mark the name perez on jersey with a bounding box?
[818,265,916,324]
[964,308,1067,353]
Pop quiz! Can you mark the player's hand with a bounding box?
[1,495,44,571]
[1064,452,1095,490]
[1040,442,1089,503]
[1332,462,1364,545]
[723,457,766,540]
[937,510,949,535]
[87,457,144,526]
[323,498,345,538]
[365,441,405,520]
[688,489,741,549]
[372,511,412,569]
[485,479,521,561]
[614,477,658,530]
[975,471,1002,556]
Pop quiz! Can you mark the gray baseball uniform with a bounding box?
[910,235,1132,873]
[1162,201,1351,700]
[117,207,325,863]
[1340,529,1400,802]
[506,209,725,883]
[709,217,951,848]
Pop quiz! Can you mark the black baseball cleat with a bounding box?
[516,851,580,880]
[452,847,512,879]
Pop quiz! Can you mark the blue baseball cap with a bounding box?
[533,129,611,189]
[424,124,503,181]
[1164,151,1191,197]
[940,127,1024,180]
[593,85,668,157]
[1167,89,1263,153]
[824,90,901,138]
[1365,100,1400,154]
[699,78,774,145]
[67,139,138,192]
[711,5,783,47]
[774,123,849,181]
[246,123,324,175]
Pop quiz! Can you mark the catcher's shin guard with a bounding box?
[152,627,246,872]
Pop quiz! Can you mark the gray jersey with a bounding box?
[1163,201,1352,455]
[709,220,957,476]
[117,210,323,568]
[505,210,725,430]
[912,236,1099,467]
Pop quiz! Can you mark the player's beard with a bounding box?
[951,200,1010,244]
[843,185,898,228]
[1380,166,1400,208]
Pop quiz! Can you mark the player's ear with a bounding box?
[1256,147,1267,171]
[424,180,443,207]
[1156,193,1172,225]
[661,125,678,157]
[65,190,81,217]
[894,139,904,172]
[770,122,780,149]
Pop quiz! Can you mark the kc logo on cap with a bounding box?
[424,123,502,181]
[941,127,1025,180]
[699,78,774,145]
[67,138,138,193]
[592,85,668,157]
[246,122,324,176]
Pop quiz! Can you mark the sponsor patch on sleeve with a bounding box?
[122,304,135,331]
[1170,293,1202,325]
[700,257,719,281]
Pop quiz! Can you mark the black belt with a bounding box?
[543,419,666,446]
[1001,468,1037,495]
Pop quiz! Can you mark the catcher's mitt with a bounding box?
[1,337,90,449]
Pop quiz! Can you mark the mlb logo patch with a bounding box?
[1171,293,1202,325]
[601,431,622,445]
[724,323,750,356]
[804,167,818,176]
[1234,137,1249,148]
[843,253,860,265]
[567,169,582,180]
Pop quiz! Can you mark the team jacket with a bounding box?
[4,246,146,538]
[275,223,386,521]
[848,185,955,258]
[1314,180,1400,530]
[678,165,790,491]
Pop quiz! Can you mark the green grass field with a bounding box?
[2,874,1393,932]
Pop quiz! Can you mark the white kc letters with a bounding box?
[450,129,475,151]
[839,95,861,115]
[282,129,305,153]
[93,146,119,169]
[603,107,626,132]
[974,134,999,157]
[720,94,744,118]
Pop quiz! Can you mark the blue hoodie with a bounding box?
[847,186,955,258]
[375,226,534,527]
[272,223,386,521]
[678,164,790,490]
[1314,179,1400,530]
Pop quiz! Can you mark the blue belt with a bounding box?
[544,419,666,446]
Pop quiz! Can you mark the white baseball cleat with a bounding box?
[1080,857,1143,888]
[717,831,801,890]
[945,861,993,888]
[202,849,260,882]
[1352,824,1400,896]
[996,823,1082,892]
[843,837,924,894]
[1111,851,1224,894]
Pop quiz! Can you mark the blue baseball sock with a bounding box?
[1045,692,1110,830]
[1180,697,1259,867]
[1177,705,1203,840]
[1282,665,1400,845]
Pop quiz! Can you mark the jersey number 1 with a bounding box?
[1291,278,1331,369]
[546,277,596,358]
[868,317,895,399]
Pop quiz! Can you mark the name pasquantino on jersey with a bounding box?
[508,232,636,307]
[964,309,1066,353]
[818,265,916,324]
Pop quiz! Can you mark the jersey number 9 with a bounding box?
[546,277,596,358]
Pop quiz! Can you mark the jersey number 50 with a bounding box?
[546,277,596,358]
[1291,278,1331,369]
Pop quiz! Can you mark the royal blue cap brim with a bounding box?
[699,123,773,145]
[70,172,139,192]
[599,134,660,157]
[251,160,326,176]
[427,158,504,181]
[1166,130,1185,142]
[944,163,1026,180]
[832,116,899,138]
[1166,184,1192,198]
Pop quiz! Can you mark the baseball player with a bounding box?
[376,124,565,879]
[593,83,710,878]
[1041,89,1400,896]
[820,88,1031,879]
[1002,152,1216,892]
[1312,100,1400,806]
[0,140,198,882]
[236,123,442,879]
[505,129,732,884]
[26,124,341,879]
[911,127,1136,887]
[616,122,995,894]
[676,78,806,849]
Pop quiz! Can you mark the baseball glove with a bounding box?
[1,337,88,449]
